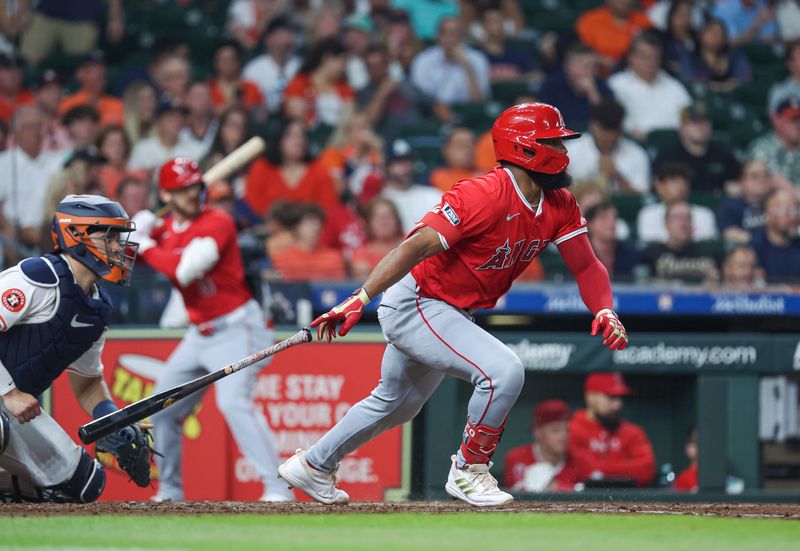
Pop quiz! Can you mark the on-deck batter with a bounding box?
[278,103,629,507]
[131,157,292,502]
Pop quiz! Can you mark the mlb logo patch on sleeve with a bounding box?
[442,203,461,226]
[2,288,26,312]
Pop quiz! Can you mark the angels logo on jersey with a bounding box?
[476,239,550,271]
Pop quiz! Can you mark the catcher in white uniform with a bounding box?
[0,195,154,502]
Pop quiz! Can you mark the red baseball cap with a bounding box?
[533,399,571,427]
[585,372,631,396]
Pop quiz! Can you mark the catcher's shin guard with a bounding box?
[49,449,106,503]
[460,421,504,464]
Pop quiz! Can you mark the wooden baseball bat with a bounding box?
[156,136,266,217]
[78,328,312,445]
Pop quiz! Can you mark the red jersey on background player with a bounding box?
[129,158,292,502]
[568,372,656,487]
[278,103,629,508]
[504,400,591,492]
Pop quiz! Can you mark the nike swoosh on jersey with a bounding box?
[70,314,93,328]
[506,213,521,221]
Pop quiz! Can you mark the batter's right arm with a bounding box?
[311,226,444,341]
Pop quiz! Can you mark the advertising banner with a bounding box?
[51,335,406,501]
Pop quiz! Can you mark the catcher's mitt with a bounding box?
[96,425,156,487]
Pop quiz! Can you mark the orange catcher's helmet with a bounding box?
[159,157,203,191]
[492,103,581,175]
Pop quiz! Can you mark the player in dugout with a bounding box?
[0,195,153,502]
[503,399,591,492]
[569,371,656,487]
[278,102,630,507]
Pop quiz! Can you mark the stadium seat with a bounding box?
[644,129,679,160]
[611,195,644,243]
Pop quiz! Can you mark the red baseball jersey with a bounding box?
[142,208,252,325]
[674,463,698,492]
[503,443,590,492]
[568,409,656,487]
[410,167,586,310]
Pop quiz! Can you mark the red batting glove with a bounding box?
[591,308,629,351]
[310,288,371,342]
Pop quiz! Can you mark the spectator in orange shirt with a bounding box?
[674,427,698,492]
[569,372,656,487]
[271,203,346,281]
[283,38,355,127]
[504,400,591,492]
[96,124,147,199]
[209,40,265,117]
[0,53,33,123]
[59,51,124,126]
[244,119,340,217]
[575,0,652,71]
[350,197,404,279]
[430,126,481,192]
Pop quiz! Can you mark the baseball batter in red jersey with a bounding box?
[278,103,629,507]
[130,157,292,502]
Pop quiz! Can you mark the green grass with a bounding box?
[1,513,798,550]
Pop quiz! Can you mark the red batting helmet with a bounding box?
[159,157,203,191]
[492,103,580,175]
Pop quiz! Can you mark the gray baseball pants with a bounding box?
[306,274,525,472]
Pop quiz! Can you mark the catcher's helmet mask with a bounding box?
[51,195,139,286]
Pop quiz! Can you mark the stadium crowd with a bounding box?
[0,0,797,292]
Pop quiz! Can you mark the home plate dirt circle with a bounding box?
[1,501,799,519]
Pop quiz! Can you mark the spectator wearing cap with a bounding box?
[747,96,800,189]
[96,125,147,199]
[566,100,650,195]
[59,51,124,126]
[608,31,692,141]
[209,41,265,116]
[575,0,652,71]
[679,18,752,94]
[32,70,71,154]
[0,53,33,123]
[350,197,405,280]
[637,162,718,243]
[410,17,491,123]
[718,159,772,244]
[641,201,722,284]
[391,0,460,41]
[429,127,481,192]
[0,106,63,251]
[476,6,536,83]
[20,0,124,65]
[180,82,218,162]
[586,202,640,282]
[243,16,302,113]
[270,203,346,281]
[503,400,591,493]
[343,15,375,91]
[244,119,340,218]
[44,145,105,221]
[712,0,778,46]
[357,44,421,138]
[653,101,741,195]
[284,38,355,127]
[569,372,656,487]
[128,102,204,173]
[381,138,442,233]
[749,189,800,282]
[538,43,615,132]
[720,245,765,290]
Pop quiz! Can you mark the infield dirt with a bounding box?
[1,501,799,519]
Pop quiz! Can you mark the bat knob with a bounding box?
[78,425,92,445]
